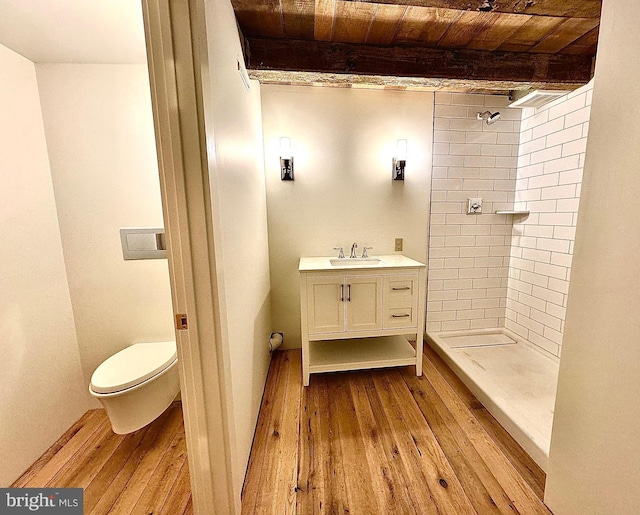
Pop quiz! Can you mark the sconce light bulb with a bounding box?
[279,137,292,159]
[396,139,407,160]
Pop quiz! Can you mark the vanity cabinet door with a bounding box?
[345,276,383,332]
[307,276,345,334]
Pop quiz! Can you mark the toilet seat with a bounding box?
[90,341,177,394]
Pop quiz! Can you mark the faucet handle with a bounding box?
[362,246,373,258]
[333,247,345,259]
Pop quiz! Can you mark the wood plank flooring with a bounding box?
[242,347,550,514]
[12,402,192,515]
[13,345,549,515]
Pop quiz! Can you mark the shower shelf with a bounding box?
[495,210,530,216]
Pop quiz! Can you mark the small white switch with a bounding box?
[467,198,483,215]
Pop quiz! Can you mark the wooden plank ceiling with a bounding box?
[231,0,601,93]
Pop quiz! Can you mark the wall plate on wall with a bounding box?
[120,228,167,260]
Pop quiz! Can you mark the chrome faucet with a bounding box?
[333,247,345,259]
[362,246,373,258]
[350,242,358,258]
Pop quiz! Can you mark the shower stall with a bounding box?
[425,83,592,470]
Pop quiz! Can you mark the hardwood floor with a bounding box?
[13,347,549,515]
[242,347,550,514]
[12,402,192,515]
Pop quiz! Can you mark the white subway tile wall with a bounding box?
[427,93,521,333]
[505,81,593,358]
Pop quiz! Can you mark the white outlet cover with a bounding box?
[468,198,483,214]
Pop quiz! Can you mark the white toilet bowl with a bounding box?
[89,341,180,434]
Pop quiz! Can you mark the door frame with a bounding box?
[141,0,237,512]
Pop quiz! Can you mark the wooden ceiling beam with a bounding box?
[247,69,585,93]
[245,37,594,87]
[343,0,602,19]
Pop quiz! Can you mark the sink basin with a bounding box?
[330,258,385,267]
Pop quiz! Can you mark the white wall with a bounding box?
[35,64,174,387]
[506,82,592,358]
[427,92,520,332]
[262,85,433,347]
[204,0,273,496]
[545,0,640,512]
[0,44,90,486]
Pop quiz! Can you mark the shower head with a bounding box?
[487,112,501,124]
[477,111,501,125]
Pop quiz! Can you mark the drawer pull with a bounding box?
[392,286,411,291]
[392,314,411,318]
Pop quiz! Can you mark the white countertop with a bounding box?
[299,254,426,272]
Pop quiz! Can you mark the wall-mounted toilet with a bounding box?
[89,341,180,434]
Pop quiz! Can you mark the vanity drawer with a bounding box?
[384,307,417,329]
[384,275,418,307]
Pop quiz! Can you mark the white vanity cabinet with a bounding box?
[299,255,426,386]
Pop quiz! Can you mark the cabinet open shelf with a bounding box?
[309,335,417,374]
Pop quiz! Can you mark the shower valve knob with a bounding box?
[467,198,483,214]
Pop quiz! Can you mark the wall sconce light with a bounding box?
[392,139,407,181]
[280,137,294,181]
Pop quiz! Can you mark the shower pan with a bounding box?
[426,327,559,470]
